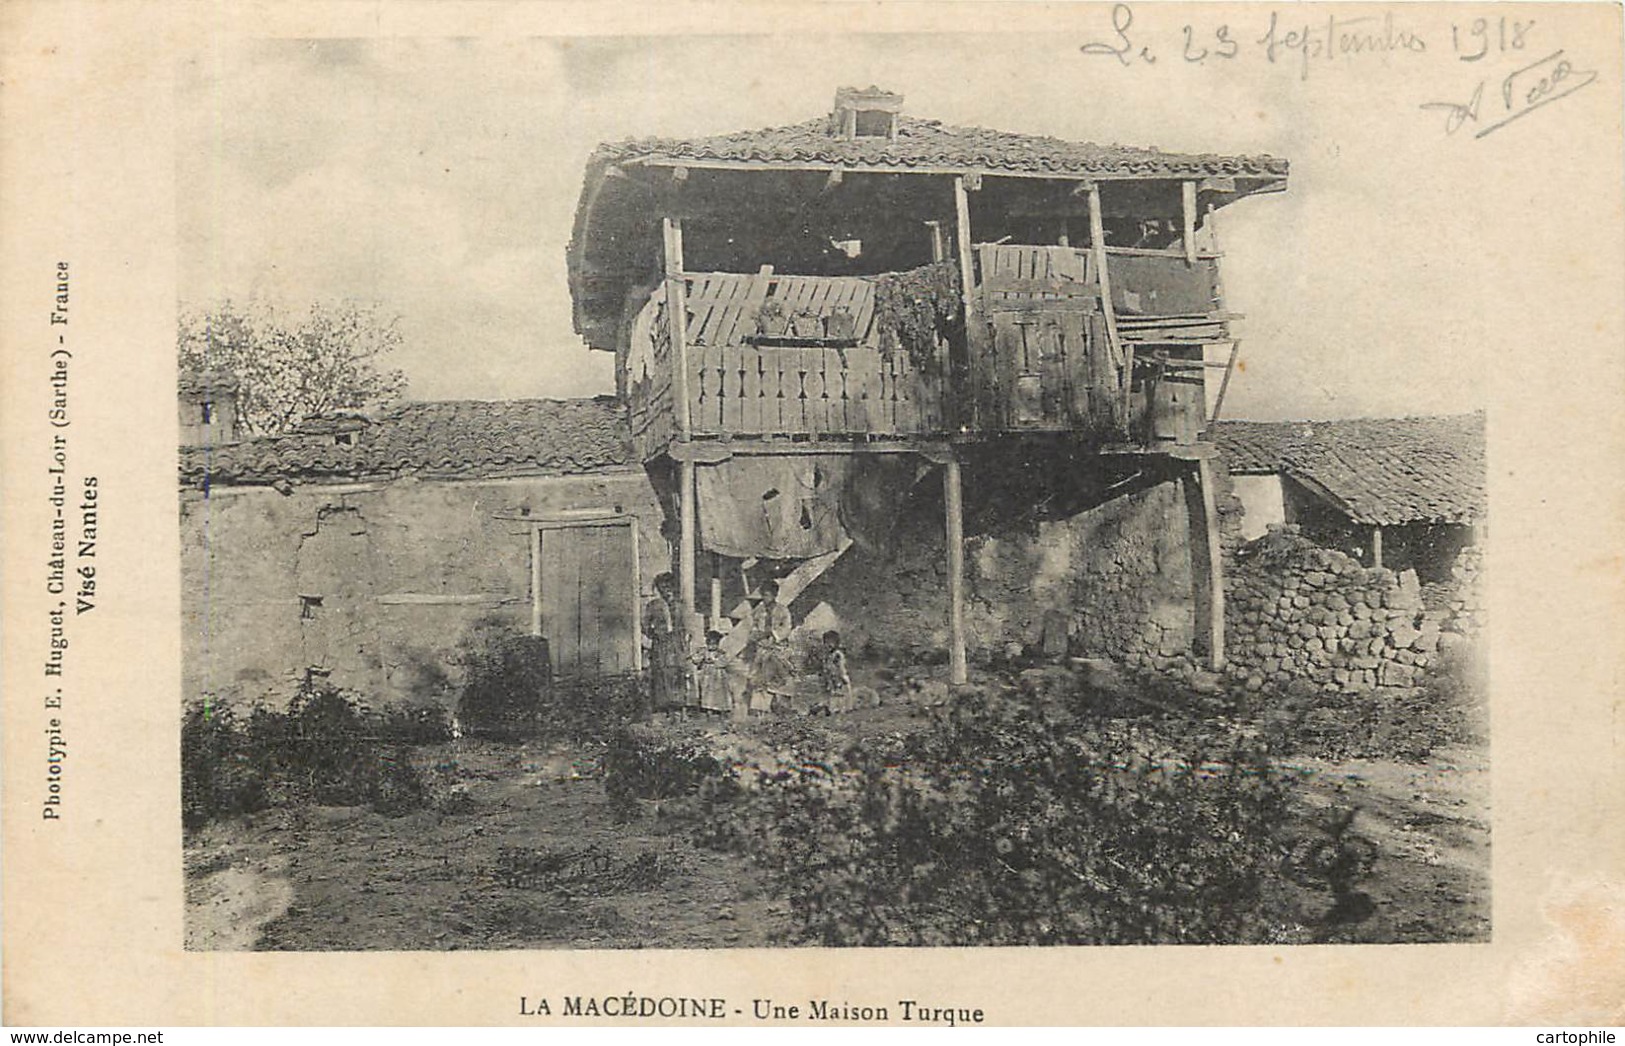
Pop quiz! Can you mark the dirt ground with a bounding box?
[184,684,1490,951]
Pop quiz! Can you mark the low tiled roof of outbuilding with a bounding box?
[1211,413,1486,526]
[179,397,632,487]
[594,114,1291,179]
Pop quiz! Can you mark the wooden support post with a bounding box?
[1086,183,1128,410]
[679,458,698,633]
[1181,181,1199,266]
[529,525,544,638]
[662,216,692,439]
[953,176,976,325]
[1371,525,1384,569]
[924,220,946,263]
[629,520,643,671]
[1195,458,1225,671]
[944,454,968,685]
[710,570,723,628]
[1209,340,1241,427]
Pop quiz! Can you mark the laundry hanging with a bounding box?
[695,456,852,559]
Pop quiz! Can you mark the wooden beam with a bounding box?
[953,176,976,325]
[662,217,693,440]
[944,454,968,685]
[1195,458,1225,671]
[1371,525,1384,569]
[679,458,698,637]
[529,526,543,638]
[629,518,643,672]
[924,220,946,263]
[666,437,954,461]
[1209,340,1241,426]
[1181,181,1199,266]
[1086,183,1128,414]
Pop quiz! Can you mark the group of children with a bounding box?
[643,573,853,719]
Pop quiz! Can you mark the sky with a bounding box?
[175,24,1562,420]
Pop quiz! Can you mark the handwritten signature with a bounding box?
[1420,49,1598,139]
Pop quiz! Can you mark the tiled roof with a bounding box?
[595,114,1290,179]
[1212,414,1486,526]
[180,398,632,487]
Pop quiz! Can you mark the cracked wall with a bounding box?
[179,470,669,709]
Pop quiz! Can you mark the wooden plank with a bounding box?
[954,176,976,327]
[852,282,877,342]
[803,349,828,435]
[848,348,873,433]
[708,273,744,346]
[979,277,1097,298]
[662,217,693,439]
[767,351,790,433]
[721,344,745,432]
[825,348,849,432]
[741,347,764,433]
[1195,458,1225,670]
[1040,317,1066,424]
[1086,186,1128,421]
[893,356,920,433]
[678,460,697,652]
[1063,311,1092,425]
[1182,181,1199,266]
[529,526,543,637]
[945,456,967,685]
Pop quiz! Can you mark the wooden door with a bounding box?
[538,523,638,677]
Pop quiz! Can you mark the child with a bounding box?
[820,629,854,714]
[692,629,733,716]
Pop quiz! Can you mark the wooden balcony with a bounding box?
[625,244,1231,460]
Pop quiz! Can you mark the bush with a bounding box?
[455,625,553,740]
[181,682,432,828]
[454,619,648,744]
[181,701,266,829]
[713,690,1301,946]
[602,725,729,821]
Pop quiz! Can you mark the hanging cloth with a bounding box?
[695,456,852,559]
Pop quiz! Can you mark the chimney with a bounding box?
[178,370,241,446]
[831,86,903,141]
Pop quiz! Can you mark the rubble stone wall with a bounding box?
[1221,528,1483,694]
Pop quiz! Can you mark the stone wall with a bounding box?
[1222,526,1483,695]
[803,470,1198,666]
[179,469,668,710]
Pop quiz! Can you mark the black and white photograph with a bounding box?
[3,0,1622,1029]
[176,30,1492,953]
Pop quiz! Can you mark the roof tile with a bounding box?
[595,114,1289,179]
[1212,414,1486,526]
[180,398,631,487]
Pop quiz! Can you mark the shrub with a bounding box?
[454,619,648,744]
[716,690,1300,946]
[181,701,267,829]
[181,682,431,828]
[455,624,553,740]
[602,725,729,821]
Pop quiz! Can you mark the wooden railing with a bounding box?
[626,248,1232,458]
[688,344,940,438]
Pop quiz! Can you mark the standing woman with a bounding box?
[745,578,795,713]
[643,572,686,711]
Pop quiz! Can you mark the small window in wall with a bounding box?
[333,432,354,446]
